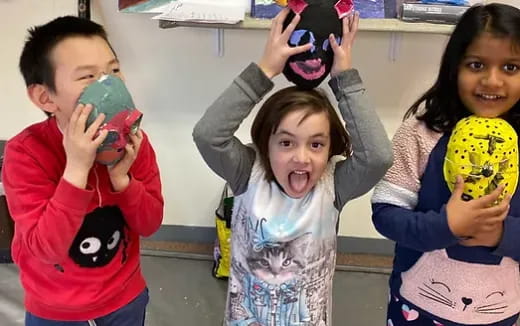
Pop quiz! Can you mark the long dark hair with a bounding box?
[404,3,520,132]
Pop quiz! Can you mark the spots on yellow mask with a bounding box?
[443,116,519,202]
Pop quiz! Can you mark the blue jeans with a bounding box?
[25,288,149,326]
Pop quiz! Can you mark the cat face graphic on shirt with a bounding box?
[416,278,507,314]
[399,249,520,324]
[246,232,311,285]
[69,206,126,268]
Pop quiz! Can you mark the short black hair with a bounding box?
[404,3,520,132]
[19,16,113,93]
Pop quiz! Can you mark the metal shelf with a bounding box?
[159,16,454,35]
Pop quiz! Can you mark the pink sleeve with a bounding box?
[372,118,442,209]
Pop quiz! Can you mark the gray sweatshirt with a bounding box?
[193,62,393,208]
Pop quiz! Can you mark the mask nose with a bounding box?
[98,74,110,81]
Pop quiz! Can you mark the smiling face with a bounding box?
[268,108,331,198]
[458,32,520,118]
[47,35,123,130]
[283,1,342,89]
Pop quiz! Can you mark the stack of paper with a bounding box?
[153,0,246,24]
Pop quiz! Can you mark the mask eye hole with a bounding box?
[289,30,316,52]
[289,30,306,46]
[322,37,341,51]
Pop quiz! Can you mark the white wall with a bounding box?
[0,0,452,239]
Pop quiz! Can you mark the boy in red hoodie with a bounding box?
[2,16,164,325]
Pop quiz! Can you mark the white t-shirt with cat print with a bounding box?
[225,157,340,326]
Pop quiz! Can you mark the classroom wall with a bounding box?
[2,0,496,241]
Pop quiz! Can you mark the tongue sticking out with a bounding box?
[289,172,309,194]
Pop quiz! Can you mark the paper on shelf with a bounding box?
[152,0,246,24]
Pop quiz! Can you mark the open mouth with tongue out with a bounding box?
[289,59,326,80]
[288,170,310,196]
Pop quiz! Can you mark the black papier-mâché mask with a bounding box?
[282,0,353,89]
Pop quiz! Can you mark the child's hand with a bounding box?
[63,103,108,189]
[460,222,504,247]
[258,8,313,79]
[107,129,143,192]
[330,11,359,77]
[446,176,511,238]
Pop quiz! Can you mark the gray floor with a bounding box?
[0,254,390,325]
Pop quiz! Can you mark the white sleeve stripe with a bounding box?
[371,180,418,210]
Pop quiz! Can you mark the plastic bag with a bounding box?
[212,184,233,279]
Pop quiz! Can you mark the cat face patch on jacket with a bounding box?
[399,249,520,324]
[69,206,127,268]
[281,0,353,89]
[443,116,519,202]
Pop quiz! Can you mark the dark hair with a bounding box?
[19,16,113,117]
[251,86,351,182]
[404,3,520,132]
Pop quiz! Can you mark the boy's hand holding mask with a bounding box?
[77,74,143,166]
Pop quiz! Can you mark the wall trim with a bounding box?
[146,225,395,256]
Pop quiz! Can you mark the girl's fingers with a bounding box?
[281,13,301,41]
[329,34,340,52]
[342,12,359,46]
[472,184,505,208]
[343,14,350,35]
[288,42,312,56]
[350,12,360,36]
[273,8,291,36]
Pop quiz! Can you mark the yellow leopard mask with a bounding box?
[443,116,519,202]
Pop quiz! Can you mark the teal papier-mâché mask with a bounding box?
[77,74,142,165]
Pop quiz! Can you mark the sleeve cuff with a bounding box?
[54,178,94,211]
[236,63,274,101]
[328,68,363,96]
[111,174,141,202]
[493,216,518,258]
[438,205,460,246]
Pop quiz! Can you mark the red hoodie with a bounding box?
[1,117,164,321]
